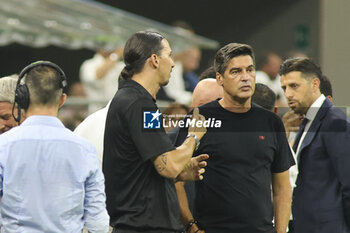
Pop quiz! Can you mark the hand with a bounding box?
[176,154,209,181]
[282,110,303,138]
[190,228,205,233]
[189,224,205,233]
[188,107,207,141]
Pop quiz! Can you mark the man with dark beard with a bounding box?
[280,57,350,233]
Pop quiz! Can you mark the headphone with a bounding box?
[12,61,67,122]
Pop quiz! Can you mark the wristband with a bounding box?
[186,134,200,151]
[185,219,198,232]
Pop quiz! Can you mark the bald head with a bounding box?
[192,79,223,107]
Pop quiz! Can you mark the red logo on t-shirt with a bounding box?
[259,136,265,140]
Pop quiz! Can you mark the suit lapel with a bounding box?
[298,99,332,161]
[298,120,321,156]
[293,118,308,152]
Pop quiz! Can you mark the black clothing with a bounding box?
[156,86,175,102]
[112,228,184,233]
[168,127,196,213]
[103,80,182,231]
[175,100,295,233]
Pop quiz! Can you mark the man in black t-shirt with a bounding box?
[103,31,209,233]
[175,43,294,233]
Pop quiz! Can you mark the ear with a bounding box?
[312,77,321,92]
[216,72,224,86]
[149,54,159,69]
[59,93,67,109]
[327,95,333,103]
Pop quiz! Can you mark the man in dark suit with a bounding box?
[280,57,350,233]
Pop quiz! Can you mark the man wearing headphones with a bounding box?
[0,61,109,233]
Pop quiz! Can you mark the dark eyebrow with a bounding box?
[229,67,241,72]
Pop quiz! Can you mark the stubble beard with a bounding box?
[292,103,308,115]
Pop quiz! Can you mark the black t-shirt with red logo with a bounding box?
[175,100,295,233]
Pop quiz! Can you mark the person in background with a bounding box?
[58,81,88,131]
[256,51,287,107]
[80,47,124,113]
[163,46,201,104]
[163,21,202,104]
[162,103,190,133]
[74,100,111,163]
[172,20,201,92]
[198,66,216,81]
[252,83,277,111]
[191,78,223,108]
[172,77,224,233]
[0,75,21,134]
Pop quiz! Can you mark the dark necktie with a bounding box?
[292,117,309,153]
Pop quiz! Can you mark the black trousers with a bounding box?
[288,220,295,233]
[112,228,184,233]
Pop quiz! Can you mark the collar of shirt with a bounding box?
[119,79,156,102]
[305,94,326,122]
[20,115,65,128]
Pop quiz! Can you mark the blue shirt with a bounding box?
[183,71,199,92]
[0,115,109,233]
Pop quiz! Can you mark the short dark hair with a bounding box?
[252,83,276,111]
[320,75,333,97]
[120,31,164,80]
[214,43,255,75]
[25,66,63,106]
[279,57,322,81]
[198,66,216,81]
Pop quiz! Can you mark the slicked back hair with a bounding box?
[214,43,255,75]
[120,31,164,80]
[279,57,322,81]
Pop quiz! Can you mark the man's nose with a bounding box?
[240,70,251,81]
[284,87,293,99]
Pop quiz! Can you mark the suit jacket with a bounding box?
[293,99,350,233]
